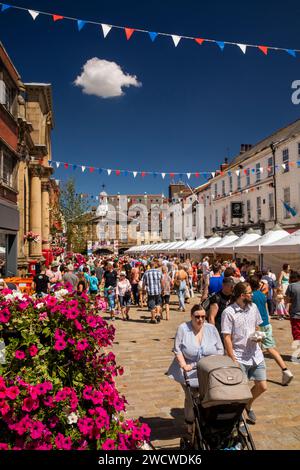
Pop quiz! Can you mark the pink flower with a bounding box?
[28,345,38,357]
[74,320,83,331]
[38,312,49,321]
[22,397,39,412]
[0,443,9,450]
[54,328,66,340]
[68,338,76,345]
[77,417,94,436]
[30,421,45,440]
[45,296,57,307]
[36,443,53,450]
[15,350,26,360]
[0,400,10,416]
[102,439,115,450]
[54,340,67,351]
[140,423,151,438]
[83,386,93,400]
[5,386,20,400]
[0,308,10,323]
[68,300,78,309]
[86,315,98,328]
[66,308,79,320]
[55,433,72,450]
[76,339,89,351]
[18,301,29,310]
[43,396,54,408]
[48,416,59,428]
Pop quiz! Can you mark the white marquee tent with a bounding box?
[261,229,300,253]
[198,235,222,253]
[204,232,239,254]
[236,226,289,254]
[214,229,261,254]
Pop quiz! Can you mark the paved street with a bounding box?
[112,295,300,450]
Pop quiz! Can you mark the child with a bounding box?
[274,287,289,320]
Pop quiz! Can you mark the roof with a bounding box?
[229,118,300,169]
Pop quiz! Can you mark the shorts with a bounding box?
[239,360,267,382]
[162,294,170,305]
[148,294,162,310]
[291,318,300,340]
[260,324,276,349]
[118,295,131,307]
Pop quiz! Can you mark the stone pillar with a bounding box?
[41,181,50,250]
[30,167,42,258]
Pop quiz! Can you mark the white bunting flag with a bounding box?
[161,173,166,179]
[107,169,112,175]
[235,170,240,176]
[187,173,191,179]
[28,10,39,20]
[81,166,86,172]
[211,172,215,178]
[101,24,112,38]
[56,162,61,168]
[237,44,247,54]
[171,35,181,47]
[133,171,137,178]
[245,189,249,194]
[260,167,264,173]
[281,164,286,170]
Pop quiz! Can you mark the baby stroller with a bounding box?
[181,355,256,450]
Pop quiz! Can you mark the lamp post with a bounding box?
[270,142,278,224]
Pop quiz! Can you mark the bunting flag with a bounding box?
[1,2,299,59]
[81,166,86,172]
[283,201,297,217]
[133,171,137,178]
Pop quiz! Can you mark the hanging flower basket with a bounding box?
[23,232,40,243]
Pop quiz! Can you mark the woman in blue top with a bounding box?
[167,304,223,429]
[88,270,99,295]
[249,276,293,386]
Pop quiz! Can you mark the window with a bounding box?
[267,156,274,177]
[256,197,261,220]
[246,200,251,223]
[282,148,289,172]
[283,187,291,219]
[269,193,275,220]
[246,168,250,187]
[229,174,233,192]
[215,210,219,227]
[0,79,14,113]
[237,172,241,190]
[214,184,218,198]
[256,163,261,182]
[0,147,17,189]
[298,143,300,159]
[204,216,207,234]
[222,180,225,196]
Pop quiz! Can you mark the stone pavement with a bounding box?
[111,295,300,450]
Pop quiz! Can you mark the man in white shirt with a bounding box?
[221,281,267,425]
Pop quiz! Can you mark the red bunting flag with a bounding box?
[53,15,64,22]
[170,172,175,178]
[125,28,135,40]
[116,170,121,176]
[244,169,247,175]
[220,171,224,176]
[195,38,205,45]
[141,171,146,177]
[89,167,95,173]
[258,45,268,55]
[64,163,69,169]
[195,172,200,177]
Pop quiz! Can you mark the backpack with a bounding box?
[201,292,217,312]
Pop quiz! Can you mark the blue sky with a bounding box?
[1,0,300,199]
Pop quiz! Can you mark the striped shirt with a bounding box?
[142,269,162,296]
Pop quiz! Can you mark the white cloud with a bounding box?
[74,58,142,99]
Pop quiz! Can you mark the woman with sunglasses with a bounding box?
[167,304,224,433]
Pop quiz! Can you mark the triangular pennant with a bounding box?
[56,162,61,168]
[64,163,69,169]
[133,171,138,178]
[260,167,264,173]
[101,24,112,38]
[161,173,166,179]
[282,164,286,170]
[171,35,181,47]
[153,173,157,178]
[53,15,64,22]
[170,172,175,178]
[28,10,39,20]
[107,169,112,175]
[124,171,128,176]
[237,44,247,54]
[216,41,225,51]
[235,170,240,176]
[286,49,296,58]
[186,173,191,179]
[125,28,135,40]
[195,38,205,45]
[149,32,158,42]
[258,45,268,55]
[211,172,215,178]
[81,166,86,172]
[77,20,86,31]
[116,170,121,176]
[228,171,232,176]
[89,167,95,173]
[1,4,11,12]
[141,172,146,177]
[72,165,77,171]
[48,160,52,166]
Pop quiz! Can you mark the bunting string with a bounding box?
[0,2,299,57]
[48,159,300,181]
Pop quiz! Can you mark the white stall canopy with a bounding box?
[187,238,208,251]
[167,241,187,252]
[261,229,300,253]
[199,234,222,253]
[215,229,261,254]
[205,232,239,254]
[236,225,289,254]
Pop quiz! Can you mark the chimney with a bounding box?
[240,144,252,154]
[220,157,229,172]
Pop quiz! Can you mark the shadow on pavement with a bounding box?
[138,408,185,443]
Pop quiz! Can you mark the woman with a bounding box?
[117,271,131,321]
[174,264,189,312]
[167,304,224,432]
[278,263,290,295]
[76,272,87,295]
[161,265,171,321]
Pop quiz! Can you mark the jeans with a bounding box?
[178,281,186,310]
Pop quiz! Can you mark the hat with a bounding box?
[67,264,74,271]
[120,271,126,276]
[261,279,268,285]
[51,261,59,268]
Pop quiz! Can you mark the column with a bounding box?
[41,181,50,250]
[30,168,42,258]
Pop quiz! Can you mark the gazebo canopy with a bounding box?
[236,225,289,254]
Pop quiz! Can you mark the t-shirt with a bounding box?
[104,270,117,288]
[208,276,223,295]
[63,273,78,289]
[209,291,232,333]
[252,290,269,326]
[123,263,132,279]
[286,282,300,318]
[33,273,49,294]
[89,276,99,292]
[261,275,275,300]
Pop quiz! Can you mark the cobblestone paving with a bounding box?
[112,295,300,450]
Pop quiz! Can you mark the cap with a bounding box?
[120,271,126,276]
[51,261,59,268]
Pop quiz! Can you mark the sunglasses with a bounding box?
[193,315,206,320]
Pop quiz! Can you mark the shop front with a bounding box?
[0,200,19,277]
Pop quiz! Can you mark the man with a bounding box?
[208,276,234,336]
[221,282,267,425]
[208,263,223,295]
[94,260,104,285]
[261,268,276,316]
[32,263,50,297]
[46,261,62,288]
[201,256,210,300]
[142,261,162,323]
[62,264,78,290]
[285,271,300,343]
[102,262,118,320]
